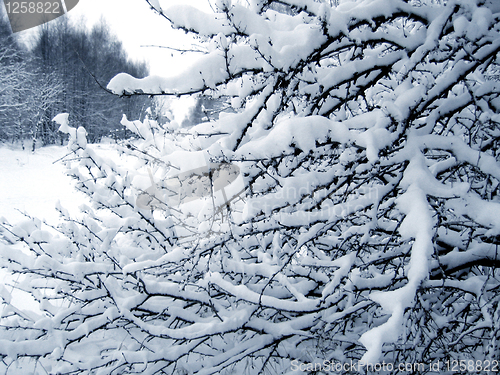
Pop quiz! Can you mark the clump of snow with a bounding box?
[148,0,162,12]
[453,15,469,37]
[52,113,70,133]
[466,6,493,40]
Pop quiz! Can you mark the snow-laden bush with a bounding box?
[1,0,500,373]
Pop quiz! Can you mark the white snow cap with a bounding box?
[148,0,162,12]
[52,113,70,133]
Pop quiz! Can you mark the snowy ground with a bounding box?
[0,144,85,224]
[0,144,89,313]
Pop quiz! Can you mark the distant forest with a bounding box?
[0,7,150,149]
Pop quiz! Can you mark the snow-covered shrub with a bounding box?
[1,0,500,373]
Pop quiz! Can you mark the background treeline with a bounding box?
[0,9,150,149]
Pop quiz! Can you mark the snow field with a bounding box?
[0,144,91,314]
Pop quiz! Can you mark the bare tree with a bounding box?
[28,67,64,150]
[0,12,31,145]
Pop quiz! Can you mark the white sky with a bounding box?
[67,0,211,76]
